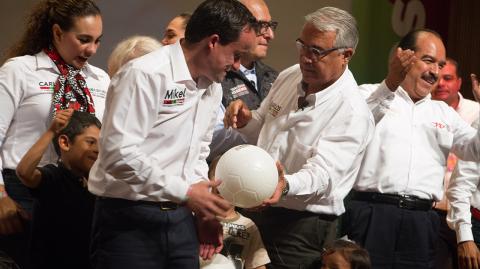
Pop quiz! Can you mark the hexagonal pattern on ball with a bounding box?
[216,145,278,208]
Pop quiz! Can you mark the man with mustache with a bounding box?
[346,29,480,268]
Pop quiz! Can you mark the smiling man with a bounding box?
[432,58,480,124]
[348,29,480,269]
[223,7,374,268]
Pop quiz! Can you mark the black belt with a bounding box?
[99,197,181,211]
[2,168,16,176]
[260,206,337,222]
[353,191,434,211]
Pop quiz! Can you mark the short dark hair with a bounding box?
[184,0,256,45]
[322,240,371,269]
[446,57,461,77]
[53,111,101,156]
[398,28,442,51]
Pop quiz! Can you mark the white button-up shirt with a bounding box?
[447,157,480,243]
[238,64,374,215]
[88,42,221,203]
[457,93,480,125]
[354,81,480,201]
[0,51,109,184]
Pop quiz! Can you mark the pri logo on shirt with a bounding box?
[163,87,186,106]
[432,122,446,129]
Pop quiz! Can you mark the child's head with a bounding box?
[53,111,101,177]
[320,240,370,269]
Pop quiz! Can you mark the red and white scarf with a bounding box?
[44,47,95,116]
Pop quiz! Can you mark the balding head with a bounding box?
[238,0,275,67]
[240,0,269,19]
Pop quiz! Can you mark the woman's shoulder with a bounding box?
[1,54,37,71]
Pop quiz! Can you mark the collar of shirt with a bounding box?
[169,42,214,91]
[240,64,258,89]
[240,64,256,76]
[298,66,353,109]
[36,50,100,80]
[396,85,431,105]
[457,92,466,110]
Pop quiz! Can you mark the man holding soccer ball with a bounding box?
[224,6,374,269]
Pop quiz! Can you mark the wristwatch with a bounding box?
[281,179,290,197]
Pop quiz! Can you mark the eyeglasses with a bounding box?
[295,38,346,61]
[254,20,278,35]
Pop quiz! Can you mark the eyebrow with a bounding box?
[77,33,103,40]
[298,38,327,51]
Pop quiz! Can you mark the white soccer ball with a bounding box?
[200,254,235,269]
[215,145,278,208]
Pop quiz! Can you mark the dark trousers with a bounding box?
[434,210,458,269]
[346,200,440,269]
[242,207,337,269]
[472,215,480,245]
[1,170,33,269]
[90,197,199,269]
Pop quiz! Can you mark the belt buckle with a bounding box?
[160,202,177,210]
[398,195,414,209]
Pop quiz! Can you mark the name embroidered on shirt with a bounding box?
[38,81,55,91]
[432,122,446,129]
[89,88,106,98]
[268,102,281,117]
[163,88,186,105]
[230,84,249,98]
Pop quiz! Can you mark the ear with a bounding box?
[52,24,63,44]
[342,48,354,64]
[207,34,221,50]
[58,134,71,152]
[458,77,463,88]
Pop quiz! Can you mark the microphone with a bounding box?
[297,96,308,111]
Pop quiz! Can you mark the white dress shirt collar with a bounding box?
[35,50,100,80]
[300,66,353,109]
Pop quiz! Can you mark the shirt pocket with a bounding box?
[434,127,453,157]
[283,136,314,173]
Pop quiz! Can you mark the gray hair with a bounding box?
[304,7,359,50]
[107,35,162,77]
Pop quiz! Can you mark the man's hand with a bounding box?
[471,74,480,103]
[49,108,74,134]
[223,100,252,129]
[0,195,29,235]
[186,181,230,221]
[260,162,286,208]
[196,218,223,260]
[385,48,416,91]
[458,241,480,269]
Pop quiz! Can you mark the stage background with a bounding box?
[1,0,478,98]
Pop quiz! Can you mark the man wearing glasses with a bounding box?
[208,0,278,161]
[223,7,374,269]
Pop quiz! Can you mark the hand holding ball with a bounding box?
[215,145,278,208]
